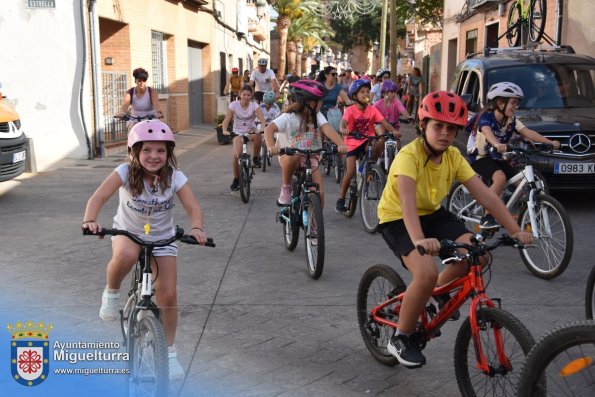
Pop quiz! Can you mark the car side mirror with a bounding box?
[460,94,479,112]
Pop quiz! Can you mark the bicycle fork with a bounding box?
[523,166,549,239]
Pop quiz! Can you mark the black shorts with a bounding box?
[378,207,471,269]
[346,140,367,158]
[472,157,516,185]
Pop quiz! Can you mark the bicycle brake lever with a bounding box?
[442,256,462,265]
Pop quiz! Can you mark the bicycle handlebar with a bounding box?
[114,114,163,122]
[280,147,327,156]
[416,234,524,258]
[347,131,397,141]
[82,227,216,247]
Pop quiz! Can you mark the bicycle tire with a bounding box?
[518,194,573,279]
[454,307,535,397]
[127,316,169,397]
[304,193,325,279]
[238,160,250,203]
[507,2,522,47]
[283,206,300,251]
[261,142,267,172]
[586,265,595,320]
[516,320,595,397]
[529,0,547,43]
[446,182,482,233]
[344,173,358,218]
[357,264,406,367]
[334,154,343,184]
[323,153,332,175]
[360,165,386,234]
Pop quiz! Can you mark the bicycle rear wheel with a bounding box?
[529,0,547,43]
[360,165,386,234]
[357,264,405,366]
[454,307,535,397]
[585,265,595,319]
[507,2,522,47]
[516,320,595,397]
[127,316,169,397]
[238,160,251,203]
[446,182,482,233]
[261,142,267,172]
[519,194,573,279]
[344,177,358,218]
[304,193,325,279]
[334,154,343,184]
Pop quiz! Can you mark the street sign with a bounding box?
[27,0,56,8]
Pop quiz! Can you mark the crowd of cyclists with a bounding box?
[95,57,571,384]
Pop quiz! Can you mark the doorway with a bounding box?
[188,41,204,126]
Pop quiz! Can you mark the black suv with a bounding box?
[450,46,595,189]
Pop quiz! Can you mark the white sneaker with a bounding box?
[168,346,185,380]
[99,288,120,321]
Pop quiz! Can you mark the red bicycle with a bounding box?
[357,234,536,396]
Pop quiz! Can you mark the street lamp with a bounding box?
[255,0,267,20]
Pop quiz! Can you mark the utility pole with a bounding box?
[389,0,397,77]
[379,0,388,69]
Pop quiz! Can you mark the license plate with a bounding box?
[12,150,26,163]
[554,162,595,174]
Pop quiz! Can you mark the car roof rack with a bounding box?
[466,45,576,59]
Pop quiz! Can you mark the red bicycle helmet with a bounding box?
[418,91,468,127]
[289,80,327,103]
[231,67,239,73]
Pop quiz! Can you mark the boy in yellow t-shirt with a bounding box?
[377,91,533,369]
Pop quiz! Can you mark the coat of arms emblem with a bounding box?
[7,320,52,386]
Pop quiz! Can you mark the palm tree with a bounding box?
[272,0,303,79]
[287,4,334,76]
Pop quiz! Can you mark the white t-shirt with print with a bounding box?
[250,68,277,92]
[113,164,188,241]
[273,112,328,150]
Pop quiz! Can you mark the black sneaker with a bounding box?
[387,333,426,368]
[335,198,347,213]
[229,178,239,191]
[253,156,262,168]
[480,214,499,230]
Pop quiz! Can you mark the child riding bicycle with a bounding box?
[336,79,400,213]
[264,80,346,207]
[373,80,412,133]
[81,119,208,380]
[377,90,533,368]
[467,82,561,229]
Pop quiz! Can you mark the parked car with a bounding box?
[450,46,595,189]
[0,83,27,182]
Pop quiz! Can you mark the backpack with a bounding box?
[128,87,152,106]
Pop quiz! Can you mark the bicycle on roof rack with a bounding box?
[500,0,547,47]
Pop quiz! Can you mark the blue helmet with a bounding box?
[263,90,276,104]
[348,79,371,100]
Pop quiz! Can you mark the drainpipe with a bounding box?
[555,0,563,46]
[88,0,105,158]
[79,0,92,159]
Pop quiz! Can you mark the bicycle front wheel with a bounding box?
[585,265,595,319]
[454,307,535,397]
[304,193,325,279]
[529,0,547,43]
[261,142,267,172]
[516,320,595,397]
[334,154,343,184]
[283,207,300,251]
[357,264,405,367]
[519,194,573,279]
[238,161,251,203]
[446,182,482,233]
[344,177,358,218]
[128,316,169,397]
[507,2,522,47]
[360,165,386,234]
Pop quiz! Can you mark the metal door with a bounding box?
[188,44,203,125]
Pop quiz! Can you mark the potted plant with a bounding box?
[215,114,232,145]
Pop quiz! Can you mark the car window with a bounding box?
[487,64,595,109]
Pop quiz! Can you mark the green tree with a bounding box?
[400,0,444,28]
[272,0,304,79]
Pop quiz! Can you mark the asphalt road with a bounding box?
[1,123,594,397]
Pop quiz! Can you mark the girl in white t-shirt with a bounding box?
[222,84,268,191]
[264,80,346,206]
[82,120,207,380]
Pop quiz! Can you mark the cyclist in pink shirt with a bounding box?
[374,80,411,132]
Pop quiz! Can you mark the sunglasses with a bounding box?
[330,73,337,77]
[137,78,147,83]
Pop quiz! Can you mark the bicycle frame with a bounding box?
[369,257,510,373]
[454,164,546,238]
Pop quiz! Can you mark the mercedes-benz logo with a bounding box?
[569,133,591,154]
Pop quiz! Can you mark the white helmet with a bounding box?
[487,82,524,100]
[257,58,268,66]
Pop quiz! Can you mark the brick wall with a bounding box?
[99,19,131,78]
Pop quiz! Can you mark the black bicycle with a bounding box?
[276,146,332,279]
[83,227,214,397]
[230,132,260,203]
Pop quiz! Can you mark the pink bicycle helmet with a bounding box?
[418,91,468,127]
[289,80,327,104]
[128,119,175,148]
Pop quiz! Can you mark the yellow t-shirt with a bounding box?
[378,138,476,223]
